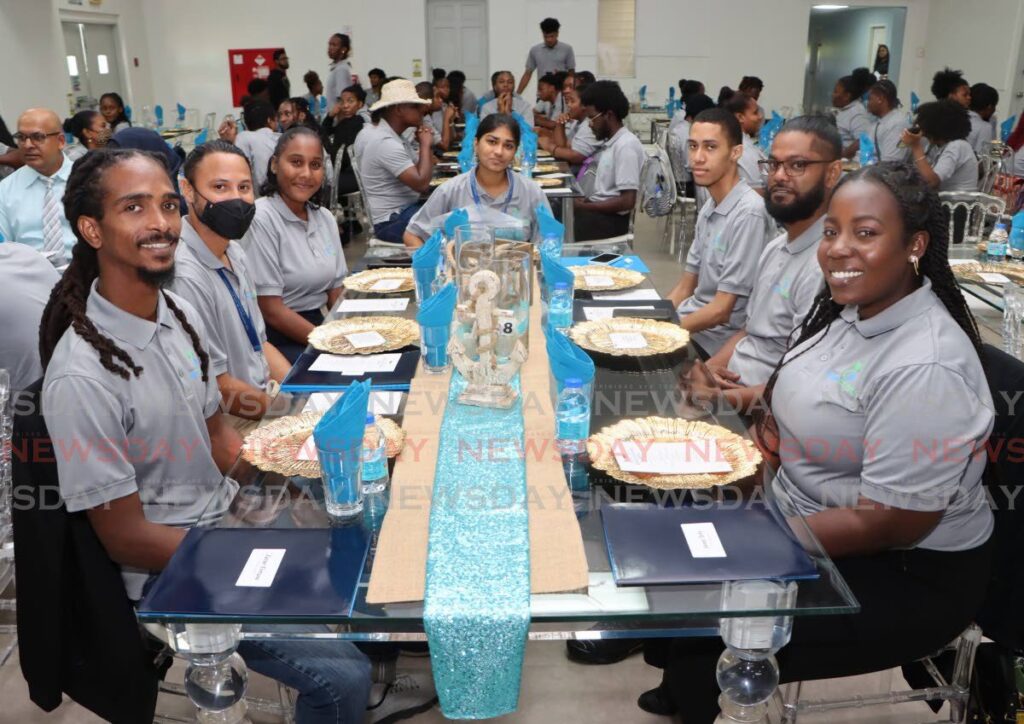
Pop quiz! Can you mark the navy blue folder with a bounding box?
[601,503,819,586]
[137,527,370,622]
[281,347,421,393]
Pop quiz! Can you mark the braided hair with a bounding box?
[38,149,209,382]
[755,161,982,448]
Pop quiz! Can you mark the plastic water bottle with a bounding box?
[987,222,1009,261]
[556,378,591,490]
[548,281,573,333]
[361,413,389,495]
[1010,212,1024,262]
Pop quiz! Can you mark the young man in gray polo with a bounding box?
[706,116,842,412]
[517,17,575,96]
[40,149,372,723]
[667,108,772,357]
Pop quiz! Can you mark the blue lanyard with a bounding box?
[469,169,515,214]
[215,268,262,353]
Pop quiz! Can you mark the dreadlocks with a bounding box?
[755,161,982,447]
[38,149,209,382]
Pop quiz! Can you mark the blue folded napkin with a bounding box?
[413,230,443,269]
[511,112,531,137]
[910,91,920,112]
[176,103,186,123]
[443,208,470,240]
[459,114,479,172]
[193,129,209,146]
[859,133,878,167]
[536,207,564,246]
[416,282,457,327]
[154,105,164,127]
[1001,115,1016,144]
[668,86,676,101]
[522,130,538,166]
[314,379,370,453]
[125,105,133,121]
[540,250,574,290]
[544,325,594,385]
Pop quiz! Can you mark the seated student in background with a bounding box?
[321,84,368,189]
[353,79,434,243]
[243,127,348,362]
[447,71,477,116]
[534,72,567,131]
[62,110,111,162]
[403,82,446,151]
[171,141,292,429]
[428,78,458,151]
[967,83,999,154]
[738,75,765,116]
[667,94,716,198]
[705,116,841,411]
[278,98,320,133]
[241,78,271,107]
[301,70,324,120]
[480,71,534,120]
[539,80,603,171]
[99,92,132,134]
[40,149,373,723]
[866,80,909,162]
[366,67,386,107]
[833,74,875,158]
[642,163,994,724]
[903,100,979,192]
[666,108,771,357]
[723,91,766,193]
[0,243,58,391]
[572,80,647,241]
[220,101,279,193]
[403,113,553,249]
[931,67,971,107]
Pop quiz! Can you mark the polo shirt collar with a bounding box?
[710,179,751,217]
[86,279,174,351]
[785,216,825,255]
[28,154,73,188]
[267,193,310,226]
[604,126,628,149]
[839,101,858,112]
[179,217,225,270]
[840,277,935,338]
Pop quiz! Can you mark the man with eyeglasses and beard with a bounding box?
[703,116,843,414]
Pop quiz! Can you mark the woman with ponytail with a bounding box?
[639,162,994,722]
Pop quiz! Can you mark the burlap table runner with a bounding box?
[366,276,589,604]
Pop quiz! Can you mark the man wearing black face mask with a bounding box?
[701,116,843,417]
[171,141,292,429]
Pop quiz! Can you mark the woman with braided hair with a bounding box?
[39,148,373,723]
[639,162,994,721]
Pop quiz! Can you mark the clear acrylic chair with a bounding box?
[347,146,404,249]
[0,369,15,668]
[939,191,1006,245]
[775,624,983,723]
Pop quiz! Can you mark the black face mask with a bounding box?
[194,191,256,240]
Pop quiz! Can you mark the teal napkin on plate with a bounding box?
[544,324,594,385]
[413,230,443,269]
[540,249,574,290]
[313,379,370,453]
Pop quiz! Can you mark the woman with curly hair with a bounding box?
[903,99,978,192]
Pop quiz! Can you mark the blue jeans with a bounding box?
[373,202,424,243]
[238,625,372,724]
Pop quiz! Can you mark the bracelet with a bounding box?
[914,155,926,163]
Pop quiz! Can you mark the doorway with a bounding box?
[426,0,488,96]
[803,6,907,113]
[62,21,126,111]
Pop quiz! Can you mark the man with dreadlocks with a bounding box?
[640,162,995,722]
[39,149,372,723]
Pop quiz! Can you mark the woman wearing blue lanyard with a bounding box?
[402,113,552,249]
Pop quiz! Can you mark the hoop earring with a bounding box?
[909,255,920,276]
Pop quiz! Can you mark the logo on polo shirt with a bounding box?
[711,231,727,253]
[826,360,863,397]
[773,275,793,299]
[186,348,202,380]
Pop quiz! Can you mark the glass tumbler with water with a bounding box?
[556,378,591,490]
[548,282,573,333]
[1003,282,1024,358]
[361,414,390,495]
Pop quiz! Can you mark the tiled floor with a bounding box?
[0,210,992,723]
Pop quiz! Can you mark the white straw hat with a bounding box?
[369,79,431,112]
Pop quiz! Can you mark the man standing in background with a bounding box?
[267,49,291,110]
[517,18,575,96]
[325,33,354,106]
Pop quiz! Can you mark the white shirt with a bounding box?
[967,110,995,155]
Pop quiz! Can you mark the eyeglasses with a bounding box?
[13,131,62,146]
[585,109,605,121]
[757,159,833,177]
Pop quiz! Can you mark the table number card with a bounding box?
[338,298,410,313]
[585,275,615,288]
[978,272,1011,284]
[309,352,402,375]
[613,440,734,475]
[608,332,648,350]
[345,331,387,349]
[370,278,404,292]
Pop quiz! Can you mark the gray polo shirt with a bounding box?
[1015,145,1024,176]
[967,110,995,155]
[479,94,535,121]
[242,194,348,312]
[170,218,270,390]
[353,121,422,224]
[677,180,772,355]
[738,134,766,189]
[873,110,909,163]
[406,170,553,242]
[234,127,280,193]
[0,243,59,390]
[728,218,825,386]
[325,59,353,104]
[42,284,236,599]
[587,127,646,212]
[927,140,978,192]
[525,41,576,77]
[770,278,994,552]
[571,119,603,158]
[835,101,875,148]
